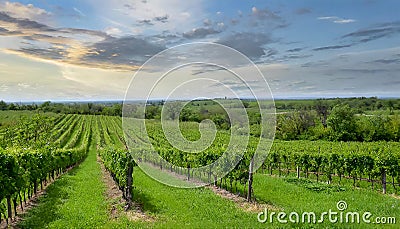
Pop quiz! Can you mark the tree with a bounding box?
[327,104,357,141]
[0,100,7,110]
[315,100,329,127]
[39,101,52,112]
[276,110,315,140]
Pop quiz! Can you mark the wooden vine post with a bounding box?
[247,157,254,202]
[382,169,386,194]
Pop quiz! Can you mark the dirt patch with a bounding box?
[207,185,281,213]
[97,156,154,222]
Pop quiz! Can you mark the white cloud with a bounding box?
[104,27,122,36]
[88,0,205,35]
[73,7,86,17]
[333,19,356,24]
[0,1,52,24]
[317,16,356,24]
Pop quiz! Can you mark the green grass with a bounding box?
[253,174,400,228]
[129,167,259,228]
[17,140,133,228]
[16,150,400,228]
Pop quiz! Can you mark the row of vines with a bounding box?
[123,120,400,199]
[0,114,92,224]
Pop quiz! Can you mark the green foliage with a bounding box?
[0,114,92,219]
[276,110,315,140]
[327,104,357,141]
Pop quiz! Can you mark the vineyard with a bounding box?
[120,120,400,198]
[0,112,399,227]
[0,114,92,224]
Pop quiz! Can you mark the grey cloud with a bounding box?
[370,58,400,64]
[382,80,400,86]
[137,19,153,26]
[183,27,221,39]
[61,28,109,38]
[123,4,135,10]
[16,47,65,60]
[280,54,313,60]
[295,8,312,15]
[339,68,390,74]
[248,7,287,30]
[286,48,303,52]
[264,49,277,57]
[152,32,179,40]
[85,36,165,65]
[0,12,54,31]
[329,76,357,82]
[218,33,274,60]
[191,64,225,76]
[313,44,352,51]
[251,7,281,21]
[342,21,400,43]
[203,19,212,26]
[0,11,108,39]
[301,60,329,68]
[154,15,169,23]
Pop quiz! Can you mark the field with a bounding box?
[0,109,399,228]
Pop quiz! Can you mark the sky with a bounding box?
[0,0,400,101]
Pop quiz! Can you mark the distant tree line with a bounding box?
[275,97,400,113]
[0,100,122,116]
[2,97,400,142]
[276,103,400,142]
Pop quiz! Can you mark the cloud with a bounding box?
[249,6,287,29]
[183,27,221,39]
[251,6,281,20]
[0,10,142,70]
[59,28,108,39]
[338,68,390,74]
[191,64,225,75]
[312,44,352,51]
[104,27,122,36]
[137,19,154,26]
[286,48,303,52]
[84,36,165,66]
[370,58,400,64]
[318,16,356,24]
[91,0,205,34]
[123,4,135,10]
[295,8,312,15]
[0,12,54,31]
[218,32,274,60]
[0,1,52,24]
[342,21,400,43]
[73,7,86,17]
[203,19,212,26]
[153,15,169,23]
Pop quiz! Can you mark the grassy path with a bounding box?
[17,143,117,228]
[17,147,262,228]
[129,167,258,228]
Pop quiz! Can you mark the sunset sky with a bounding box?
[0,0,399,101]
